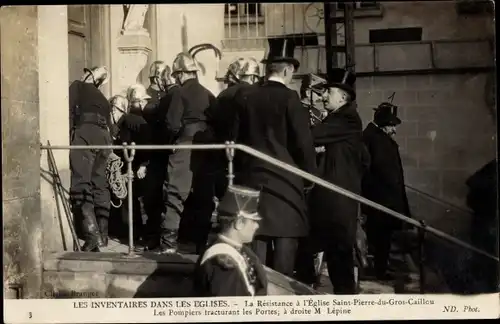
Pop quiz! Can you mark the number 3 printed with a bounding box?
[28,312,32,319]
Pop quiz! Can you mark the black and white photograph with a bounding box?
[2,1,498,322]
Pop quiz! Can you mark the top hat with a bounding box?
[373,102,401,126]
[217,185,262,222]
[313,68,356,100]
[261,37,300,70]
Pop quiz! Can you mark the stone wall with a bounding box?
[156,4,225,96]
[1,5,43,298]
[38,5,74,255]
[356,73,496,237]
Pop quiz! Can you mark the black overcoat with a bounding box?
[232,80,317,238]
[308,103,370,246]
[361,122,410,229]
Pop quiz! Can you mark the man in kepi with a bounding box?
[69,66,112,252]
[362,102,412,281]
[231,37,317,278]
[305,68,370,294]
[192,185,268,297]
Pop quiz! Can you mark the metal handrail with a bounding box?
[405,184,473,216]
[40,142,498,263]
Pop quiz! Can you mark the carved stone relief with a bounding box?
[122,4,149,33]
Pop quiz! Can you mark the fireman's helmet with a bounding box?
[226,57,261,81]
[172,52,200,75]
[82,66,109,86]
[149,61,169,79]
[126,84,151,103]
[110,95,129,113]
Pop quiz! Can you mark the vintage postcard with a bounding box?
[2,1,498,323]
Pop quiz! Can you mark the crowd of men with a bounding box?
[68,37,421,296]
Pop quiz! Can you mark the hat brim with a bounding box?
[261,57,300,70]
[387,115,402,126]
[317,82,356,101]
[374,112,401,126]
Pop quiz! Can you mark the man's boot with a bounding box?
[154,229,179,254]
[81,204,104,252]
[97,216,109,247]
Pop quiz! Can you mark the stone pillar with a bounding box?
[156,4,225,96]
[115,5,152,95]
[38,5,74,255]
[1,5,43,298]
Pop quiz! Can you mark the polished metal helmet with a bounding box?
[171,52,200,75]
[149,61,169,79]
[126,84,152,103]
[226,57,261,83]
[82,66,109,87]
[109,95,129,113]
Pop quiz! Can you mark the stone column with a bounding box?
[115,5,152,95]
[38,5,74,256]
[156,4,225,96]
[1,5,43,298]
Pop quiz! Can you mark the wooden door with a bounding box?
[68,5,91,84]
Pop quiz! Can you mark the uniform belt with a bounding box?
[77,113,109,129]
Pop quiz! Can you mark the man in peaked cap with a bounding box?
[300,67,370,294]
[362,101,412,281]
[192,185,268,297]
[69,66,113,252]
[230,36,317,278]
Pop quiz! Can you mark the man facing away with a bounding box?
[193,185,268,297]
[69,66,112,252]
[204,57,262,233]
[231,37,317,278]
[154,50,218,254]
[362,102,412,281]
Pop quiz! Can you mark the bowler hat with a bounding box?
[261,37,300,70]
[217,185,262,222]
[373,102,401,126]
[313,68,356,100]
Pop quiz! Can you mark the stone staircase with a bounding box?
[92,237,432,295]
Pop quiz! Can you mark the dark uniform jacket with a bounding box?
[148,84,180,160]
[164,79,217,144]
[114,108,152,171]
[69,80,112,138]
[143,85,165,124]
[205,82,252,192]
[309,103,371,246]
[207,82,251,142]
[361,122,410,229]
[193,236,268,297]
[232,80,317,238]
